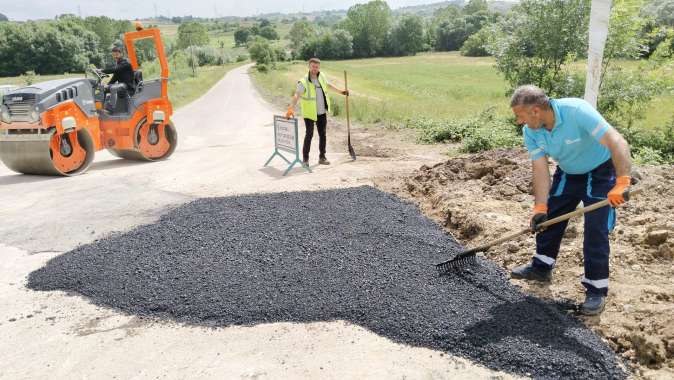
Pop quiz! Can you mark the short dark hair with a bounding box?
[111,46,122,53]
[308,57,321,64]
[510,85,550,108]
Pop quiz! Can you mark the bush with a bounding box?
[460,27,491,57]
[236,54,248,62]
[187,46,229,66]
[411,107,520,153]
[597,68,663,134]
[248,37,276,65]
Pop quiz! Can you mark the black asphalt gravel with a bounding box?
[28,186,625,379]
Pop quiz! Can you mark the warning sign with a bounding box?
[264,116,311,176]
[275,117,296,153]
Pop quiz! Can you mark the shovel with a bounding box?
[344,70,356,160]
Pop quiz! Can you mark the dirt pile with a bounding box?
[28,186,626,379]
[383,148,674,378]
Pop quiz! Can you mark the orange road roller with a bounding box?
[0,26,177,176]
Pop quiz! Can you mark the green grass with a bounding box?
[169,64,239,108]
[252,52,674,131]
[252,52,510,125]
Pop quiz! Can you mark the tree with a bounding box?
[489,0,591,96]
[388,15,425,56]
[601,0,647,85]
[176,22,209,49]
[288,20,316,49]
[344,0,392,57]
[300,30,354,60]
[83,16,133,65]
[460,26,492,56]
[0,19,103,76]
[258,25,279,40]
[463,0,489,15]
[248,36,276,65]
[234,27,251,46]
[435,17,470,51]
[642,0,674,27]
[431,4,494,51]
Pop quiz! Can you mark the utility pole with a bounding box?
[154,3,158,20]
[78,5,82,18]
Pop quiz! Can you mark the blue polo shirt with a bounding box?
[523,98,612,174]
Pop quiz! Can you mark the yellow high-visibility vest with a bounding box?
[298,72,331,121]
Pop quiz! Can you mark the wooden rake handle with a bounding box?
[463,187,643,255]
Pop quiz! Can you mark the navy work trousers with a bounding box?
[532,159,617,296]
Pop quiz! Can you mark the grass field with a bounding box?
[252,52,511,125]
[252,52,674,131]
[0,64,239,110]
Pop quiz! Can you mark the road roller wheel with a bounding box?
[107,119,177,161]
[50,132,87,174]
[0,129,95,176]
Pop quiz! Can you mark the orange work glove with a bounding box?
[530,203,548,232]
[607,176,631,207]
[285,106,295,119]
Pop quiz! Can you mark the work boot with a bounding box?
[580,294,606,316]
[319,157,330,165]
[510,263,552,282]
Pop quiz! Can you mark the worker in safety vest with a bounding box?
[509,85,633,316]
[285,57,348,166]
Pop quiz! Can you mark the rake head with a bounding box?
[435,252,477,274]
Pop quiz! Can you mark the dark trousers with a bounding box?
[532,159,617,296]
[104,83,128,111]
[303,113,327,161]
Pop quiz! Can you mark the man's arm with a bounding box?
[532,156,551,205]
[285,85,302,118]
[328,82,348,95]
[102,59,132,75]
[598,127,631,177]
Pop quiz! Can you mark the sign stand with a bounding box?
[264,115,311,176]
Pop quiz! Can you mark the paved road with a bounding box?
[0,65,518,379]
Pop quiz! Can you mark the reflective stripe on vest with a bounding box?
[299,72,330,121]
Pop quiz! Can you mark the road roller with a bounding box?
[0,26,177,176]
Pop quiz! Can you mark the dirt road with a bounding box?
[0,65,517,379]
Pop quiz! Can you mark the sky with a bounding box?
[0,0,454,21]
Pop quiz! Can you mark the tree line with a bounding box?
[0,16,238,77]
[0,15,133,76]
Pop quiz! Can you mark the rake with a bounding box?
[435,187,642,274]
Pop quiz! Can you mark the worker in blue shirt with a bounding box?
[509,85,632,316]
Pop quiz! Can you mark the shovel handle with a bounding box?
[344,71,350,134]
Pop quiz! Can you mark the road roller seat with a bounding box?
[132,70,143,94]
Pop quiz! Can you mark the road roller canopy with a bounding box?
[123,27,169,99]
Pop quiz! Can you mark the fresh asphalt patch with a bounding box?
[28,186,626,379]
